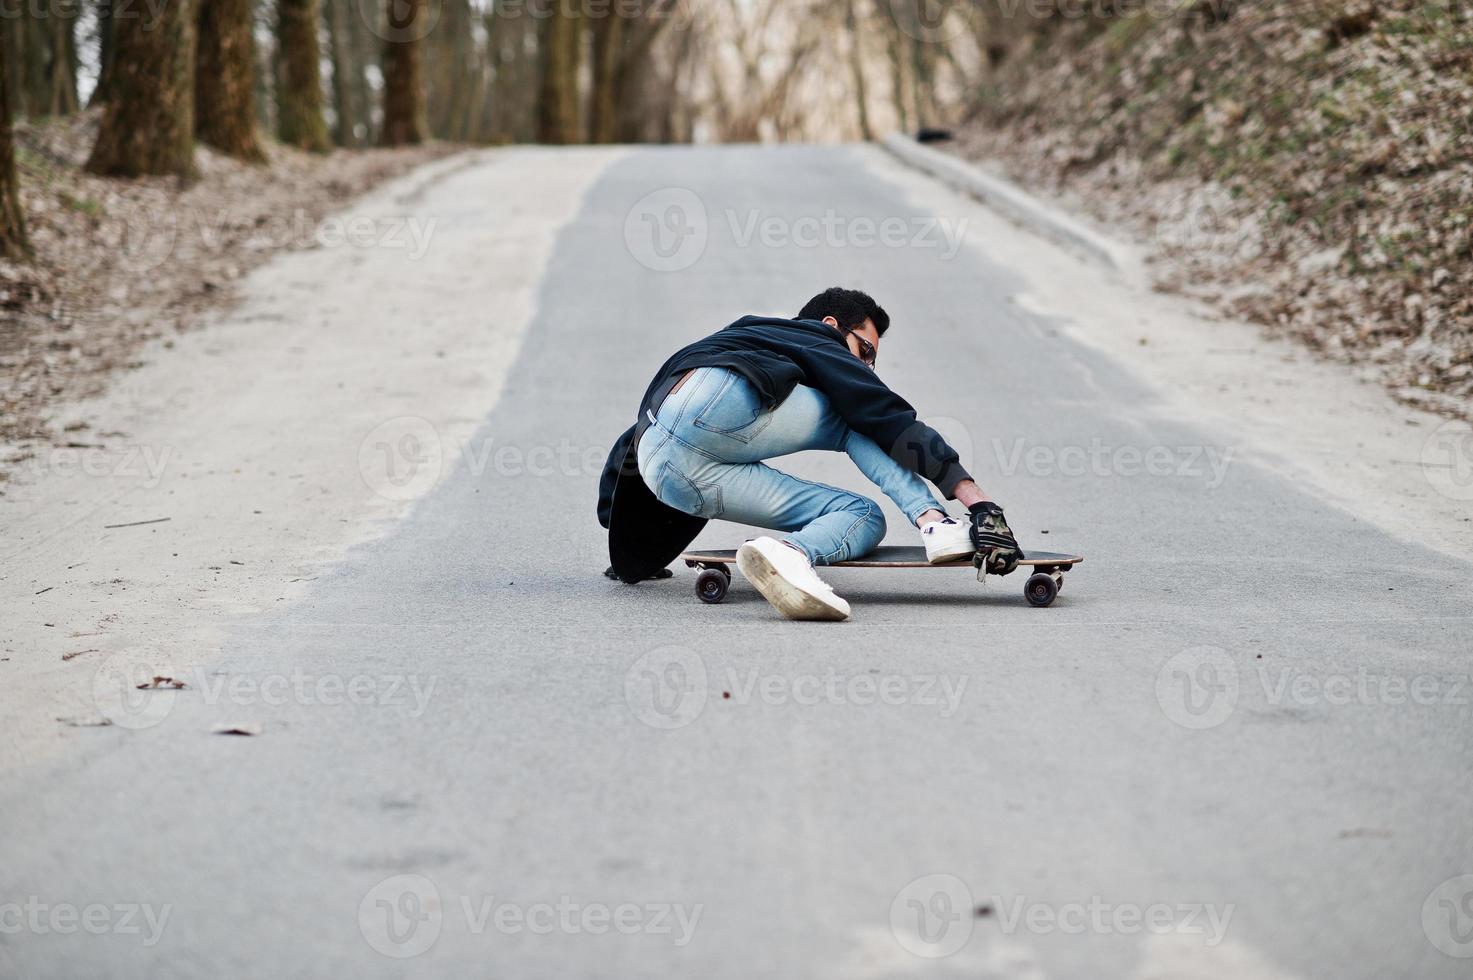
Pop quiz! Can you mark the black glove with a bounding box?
[970,502,1024,576]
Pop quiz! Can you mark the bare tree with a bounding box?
[322,0,365,146]
[1,21,30,260]
[380,0,428,145]
[537,1,579,144]
[844,0,874,140]
[197,0,266,161]
[90,0,116,106]
[277,0,331,152]
[86,0,196,178]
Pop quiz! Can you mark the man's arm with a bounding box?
[803,343,974,498]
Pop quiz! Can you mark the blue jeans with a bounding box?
[636,367,943,565]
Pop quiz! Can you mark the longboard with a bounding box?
[679,546,1083,608]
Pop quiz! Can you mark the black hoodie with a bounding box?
[599,316,973,581]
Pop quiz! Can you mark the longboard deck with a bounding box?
[681,546,1082,569]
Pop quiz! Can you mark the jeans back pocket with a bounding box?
[655,461,722,518]
[691,371,774,444]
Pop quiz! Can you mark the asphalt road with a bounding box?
[3,145,1471,979]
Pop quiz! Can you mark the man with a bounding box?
[598,287,1022,621]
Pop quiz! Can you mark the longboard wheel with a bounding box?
[696,568,730,604]
[1024,572,1058,608]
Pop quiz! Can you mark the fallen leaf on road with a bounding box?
[211,723,261,736]
[136,675,187,690]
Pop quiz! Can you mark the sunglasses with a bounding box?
[841,326,878,369]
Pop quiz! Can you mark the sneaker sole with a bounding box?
[926,543,975,565]
[735,543,850,622]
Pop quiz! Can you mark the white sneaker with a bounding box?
[735,537,851,621]
[920,516,974,564]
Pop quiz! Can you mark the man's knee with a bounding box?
[849,496,886,550]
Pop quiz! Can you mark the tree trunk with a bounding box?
[85,0,195,178]
[587,11,622,144]
[0,21,30,260]
[276,0,330,152]
[90,0,115,106]
[536,3,579,144]
[48,0,80,116]
[349,0,378,139]
[197,0,266,161]
[845,0,873,141]
[379,0,428,145]
[486,1,538,143]
[322,0,362,146]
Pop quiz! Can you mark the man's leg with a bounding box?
[677,453,887,566]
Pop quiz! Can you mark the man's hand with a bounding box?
[970,502,1024,576]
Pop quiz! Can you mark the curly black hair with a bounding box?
[796,287,890,336]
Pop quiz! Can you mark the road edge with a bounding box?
[881,133,1131,273]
